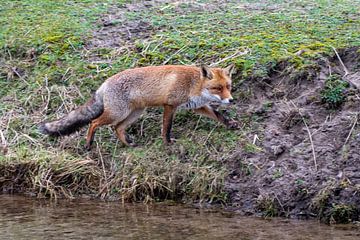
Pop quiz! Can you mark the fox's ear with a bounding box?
[200,65,213,80]
[224,64,235,76]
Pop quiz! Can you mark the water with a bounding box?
[0,195,359,240]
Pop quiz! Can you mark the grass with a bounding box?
[311,182,360,224]
[321,74,349,108]
[134,0,360,77]
[1,0,360,204]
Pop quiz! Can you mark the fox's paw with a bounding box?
[128,142,138,147]
[123,134,139,147]
[85,144,92,151]
[226,120,240,130]
[164,138,177,145]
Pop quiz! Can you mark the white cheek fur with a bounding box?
[221,98,230,104]
[179,89,222,109]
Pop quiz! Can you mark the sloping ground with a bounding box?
[1,0,360,224]
[226,47,360,223]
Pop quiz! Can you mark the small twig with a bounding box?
[150,36,164,53]
[22,133,39,144]
[142,39,155,53]
[126,27,132,39]
[253,134,259,145]
[328,45,359,94]
[331,46,350,76]
[274,194,285,214]
[12,67,22,78]
[0,129,8,155]
[60,67,71,82]
[160,4,173,11]
[210,48,249,67]
[11,67,30,86]
[0,129,6,145]
[203,123,219,145]
[7,49,12,61]
[294,49,305,56]
[97,142,108,198]
[290,101,317,171]
[162,44,188,65]
[55,87,70,113]
[343,114,358,148]
[140,118,146,137]
[67,39,77,51]
[303,117,317,171]
[43,75,51,114]
[24,28,34,37]
[194,115,202,131]
[99,177,116,196]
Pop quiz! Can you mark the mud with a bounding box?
[85,1,159,63]
[86,1,229,53]
[225,47,360,223]
[61,1,360,222]
[85,4,360,221]
[2,1,359,224]
[87,3,153,50]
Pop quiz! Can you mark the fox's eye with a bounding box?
[212,86,223,91]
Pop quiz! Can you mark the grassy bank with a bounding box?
[1,0,360,220]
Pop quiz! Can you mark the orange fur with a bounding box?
[41,65,238,149]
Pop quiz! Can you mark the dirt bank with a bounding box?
[225,47,360,223]
[1,1,359,225]
[79,3,360,222]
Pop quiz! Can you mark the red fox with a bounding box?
[39,65,238,149]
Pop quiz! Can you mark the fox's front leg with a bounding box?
[194,105,239,129]
[162,105,177,144]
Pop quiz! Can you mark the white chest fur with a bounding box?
[179,89,221,109]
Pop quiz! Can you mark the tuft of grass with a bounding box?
[310,182,359,223]
[311,183,333,217]
[0,145,228,203]
[256,194,279,217]
[321,74,349,108]
[329,204,357,224]
[272,169,283,180]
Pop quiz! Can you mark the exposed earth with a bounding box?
[1,1,359,224]
[226,47,360,222]
[86,2,360,223]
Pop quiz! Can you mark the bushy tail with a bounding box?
[39,93,104,137]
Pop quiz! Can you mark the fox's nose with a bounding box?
[229,98,234,103]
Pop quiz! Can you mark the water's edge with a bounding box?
[0,195,359,240]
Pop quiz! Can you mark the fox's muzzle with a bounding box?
[221,96,234,105]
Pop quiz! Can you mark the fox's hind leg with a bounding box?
[162,105,177,145]
[115,109,144,147]
[85,110,113,150]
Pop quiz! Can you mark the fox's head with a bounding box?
[201,64,235,104]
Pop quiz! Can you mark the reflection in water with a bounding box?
[0,195,359,240]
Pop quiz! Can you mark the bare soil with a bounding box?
[86,2,154,50]
[86,0,230,54]
[226,47,360,222]
[82,2,360,222]
[2,1,358,224]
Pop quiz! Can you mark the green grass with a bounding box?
[1,0,360,202]
[321,74,349,108]
[134,0,360,77]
